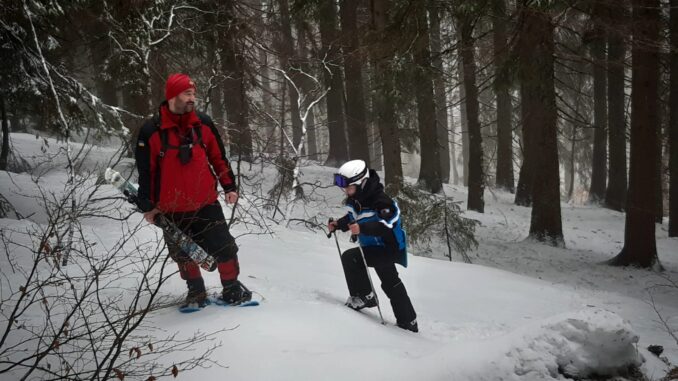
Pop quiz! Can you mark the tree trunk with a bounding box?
[568,122,578,201]
[208,27,225,128]
[604,2,628,211]
[340,0,371,165]
[122,81,149,157]
[318,0,349,166]
[220,11,252,160]
[589,1,608,203]
[656,130,664,223]
[413,4,442,193]
[89,16,118,108]
[519,2,563,245]
[318,11,348,165]
[670,0,678,236]
[609,0,661,268]
[567,79,584,202]
[515,93,533,206]
[370,121,383,171]
[429,1,450,184]
[210,76,224,126]
[10,112,22,133]
[458,57,470,187]
[458,14,484,212]
[369,0,403,192]
[367,61,384,171]
[450,84,460,185]
[259,48,273,121]
[150,53,168,106]
[492,0,514,193]
[514,133,534,206]
[0,94,8,171]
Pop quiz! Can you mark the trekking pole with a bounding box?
[327,218,343,258]
[328,218,352,290]
[350,228,386,325]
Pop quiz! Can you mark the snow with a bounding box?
[1,132,677,380]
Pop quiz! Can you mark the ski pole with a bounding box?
[328,219,342,256]
[328,218,349,287]
[350,227,386,325]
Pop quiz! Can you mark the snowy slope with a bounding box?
[1,132,677,380]
[148,225,645,380]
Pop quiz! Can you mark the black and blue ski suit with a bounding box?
[335,170,417,326]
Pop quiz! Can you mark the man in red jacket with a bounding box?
[135,73,251,308]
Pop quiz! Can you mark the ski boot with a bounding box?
[397,318,418,333]
[180,290,208,310]
[345,291,378,311]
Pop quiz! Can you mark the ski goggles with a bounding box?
[333,174,351,188]
[333,168,367,188]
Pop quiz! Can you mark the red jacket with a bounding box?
[135,103,236,213]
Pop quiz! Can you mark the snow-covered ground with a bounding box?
[1,132,677,380]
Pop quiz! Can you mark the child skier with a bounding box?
[328,160,418,332]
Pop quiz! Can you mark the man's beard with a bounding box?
[181,102,194,113]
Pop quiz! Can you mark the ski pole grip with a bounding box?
[327,218,334,238]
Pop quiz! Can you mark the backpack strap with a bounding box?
[159,128,170,158]
[194,115,209,150]
[193,124,207,151]
[151,114,172,159]
[151,114,172,203]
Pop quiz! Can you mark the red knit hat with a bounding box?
[165,73,196,101]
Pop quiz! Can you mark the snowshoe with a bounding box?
[179,290,209,313]
[219,280,253,306]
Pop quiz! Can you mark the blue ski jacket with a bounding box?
[336,170,408,267]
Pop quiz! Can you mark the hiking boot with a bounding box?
[220,280,252,305]
[397,318,418,333]
[180,290,208,309]
[345,291,378,310]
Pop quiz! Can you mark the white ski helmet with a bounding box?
[334,160,369,188]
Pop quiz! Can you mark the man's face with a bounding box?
[170,88,196,114]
